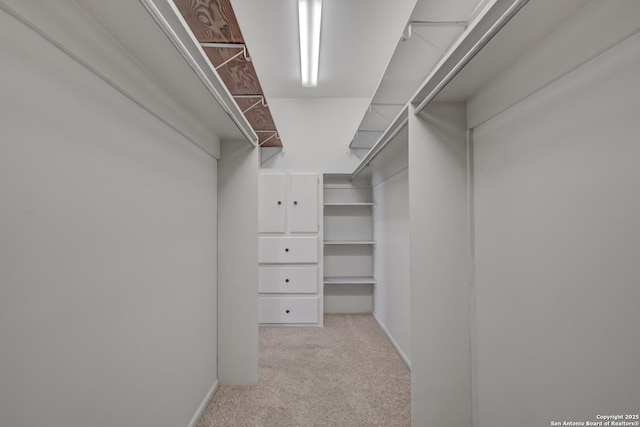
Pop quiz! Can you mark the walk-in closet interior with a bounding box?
[2,0,639,426]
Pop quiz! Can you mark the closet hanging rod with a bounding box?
[351,117,409,181]
[414,0,529,114]
[139,0,257,147]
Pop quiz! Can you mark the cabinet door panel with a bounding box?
[259,296,319,323]
[258,236,318,263]
[259,266,318,293]
[259,173,286,233]
[288,173,319,233]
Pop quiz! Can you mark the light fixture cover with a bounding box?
[298,0,322,87]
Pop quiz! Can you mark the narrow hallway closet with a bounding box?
[1,0,639,426]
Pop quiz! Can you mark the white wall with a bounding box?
[408,103,472,427]
[0,9,219,427]
[371,128,411,367]
[217,141,259,385]
[262,98,369,172]
[472,30,640,427]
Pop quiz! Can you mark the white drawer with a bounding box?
[259,266,318,293]
[259,236,318,264]
[259,296,319,324]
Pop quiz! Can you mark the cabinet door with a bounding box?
[258,237,318,264]
[259,296,319,324]
[288,173,318,233]
[259,266,318,293]
[259,173,286,233]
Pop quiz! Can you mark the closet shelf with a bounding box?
[324,276,377,285]
[324,202,375,207]
[324,240,376,245]
[351,106,409,181]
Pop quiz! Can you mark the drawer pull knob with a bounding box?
[285,248,289,252]
[293,201,298,205]
[285,279,290,283]
[285,310,290,314]
[277,201,282,205]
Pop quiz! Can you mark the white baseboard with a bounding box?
[373,313,411,370]
[187,379,219,427]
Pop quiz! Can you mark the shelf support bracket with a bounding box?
[401,21,467,41]
[255,130,280,146]
[233,95,268,114]
[200,42,252,69]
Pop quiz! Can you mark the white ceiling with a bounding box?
[230,0,418,99]
[229,0,496,152]
[227,0,590,154]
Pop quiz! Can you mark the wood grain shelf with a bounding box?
[174,0,243,43]
[173,0,282,147]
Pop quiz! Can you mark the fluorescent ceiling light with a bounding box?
[298,0,322,87]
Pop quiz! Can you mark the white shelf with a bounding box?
[324,202,375,207]
[324,276,376,285]
[324,240,376,245]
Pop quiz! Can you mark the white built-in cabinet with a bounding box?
[323,174,375,313]
[258,171,323,326]
[259,172,319,233]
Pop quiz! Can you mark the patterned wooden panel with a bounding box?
[258,132,282,147]
[173,0,243,42]
[204,48,263,95]
[234,97,260,112]
[236,100,281,147]
[245,105,275,131]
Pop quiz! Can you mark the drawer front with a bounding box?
[259,236,318,264]
[259,297,319,324]
[259,266,318,293]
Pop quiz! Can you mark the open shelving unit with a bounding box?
[323,174,375,313]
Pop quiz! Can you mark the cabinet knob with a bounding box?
[277,201,282,205]
[285,279,290,283]
[285,309,290,314]
[293,201,298,205]
[285,248,289,252]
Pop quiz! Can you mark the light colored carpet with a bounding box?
[198,314,411,427]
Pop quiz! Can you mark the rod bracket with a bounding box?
[401,21,467,41]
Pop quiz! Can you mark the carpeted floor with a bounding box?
[198,314,411,427]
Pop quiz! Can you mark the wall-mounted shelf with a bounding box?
[348,1,530,179]
[324,240,376,245]
[351,106,409,181]
[324,276,376,285]
[167,0,282,148]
